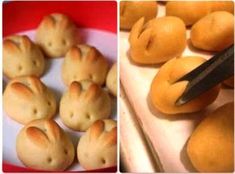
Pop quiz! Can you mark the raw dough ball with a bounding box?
[106,63,117,96]
[3,35,45,79]
[77,119,117,170]
[150,56,220,114]
[191,11,234,51]
[36,13,80,58]
[61,44,109,86]
[60,80,112,131]
[187,102,234,172]
[129,17,186,64]
[166,1,234,26]
[3,76,57,124]
[223,76,234,88]
[120,1,158,30]
[16,119,75,171]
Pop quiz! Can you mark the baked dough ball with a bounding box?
[129,17,186,64]
[191,11,234,51]
[35,13,79,58]
[187,102,234,172]
[3,76,57,124]
[16,119,75,171]
[106,63,117,96]
[60,80,112,131]
[3,35,45,79]
[166,1,234,26]
[61,44,109,86]
[150,56,220,114]
[120,1,158,30]
[77,119,117,170]
[223,76,234,88]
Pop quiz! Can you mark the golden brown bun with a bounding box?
[3,76,57,124]
[166,1,234,26]
[16,119,75,171]
[223,76,234,88]
[77,119,117,170]
[191,11,234,51]
[60,81,112,131]
[3,35,45,79]
[129,17,186,64]
[61,44,109,86]
[120,1,158,30]
[150,56,220,114]
[106,63,117,96]
[36,13,80,58]
[187,102,234,172]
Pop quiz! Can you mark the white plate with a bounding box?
[3,28,117,171]
[120,4,234,172]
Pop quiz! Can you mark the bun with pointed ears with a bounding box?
[3,35,45,79]
[77,119,117,170]
[36,13,80,58]
[16,119,75,171]
[61,44,109,86]
[60,80,112,131]
[3,76,57,124]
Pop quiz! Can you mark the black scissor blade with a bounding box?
[175,45,234,106]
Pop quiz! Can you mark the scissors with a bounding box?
[175,45,234,106]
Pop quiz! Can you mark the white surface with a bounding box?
[3,29,117,171]
[120,4,234,173]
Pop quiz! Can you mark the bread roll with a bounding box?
[36,13,80,58]
[61,44,109,86]
[3,35,45,79]
[106,63,117,96]
[191,11,234,51]
[3,76,57,124]
[129,17,186,64]
[166,1,234,26]
[16,119,75,171]
[60,81,112,131]
[150,56,220,114]
[187,102,234,172]
[77,119,117,170]
[120,1,158,30]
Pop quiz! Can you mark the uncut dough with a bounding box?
[106,63,117,96]
[187,102,234,172]
[150,56,220,114]
[61,44,109,86]
[166,1,234,26]
[36,13,79,58]
[3,76,57,124]
[3,35,45,79]
[16,119,75,171]
[129,17,186,64]
[77,119,117,170]
[120,1,158,30]
[60,80,112,131]
[191,11,234,51]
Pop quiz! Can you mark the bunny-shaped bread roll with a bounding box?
[3,35,45,79]
[36,13,80,58]
[77,119,117,170]
[61,44,109,86]
[16,119,75,171]
[129,17,186,64]
[3,76,57,124]
[60,80,112,131]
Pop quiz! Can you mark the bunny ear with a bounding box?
[42,15,56,29]
[26,127,49,148]
[67,46,81,61]
[89,120,105,141]
[69,81,82,98]
[138,28,153,51]
[102,127,117,147]
[10,82,33,99]
[21,36,32,52]
[59,15,71,30]
[86,47,99,62]
[3,39,21,54]
[129,17,145,45]
[45,120,61,142]
[28,76,45,94]
[85,83,102,101]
